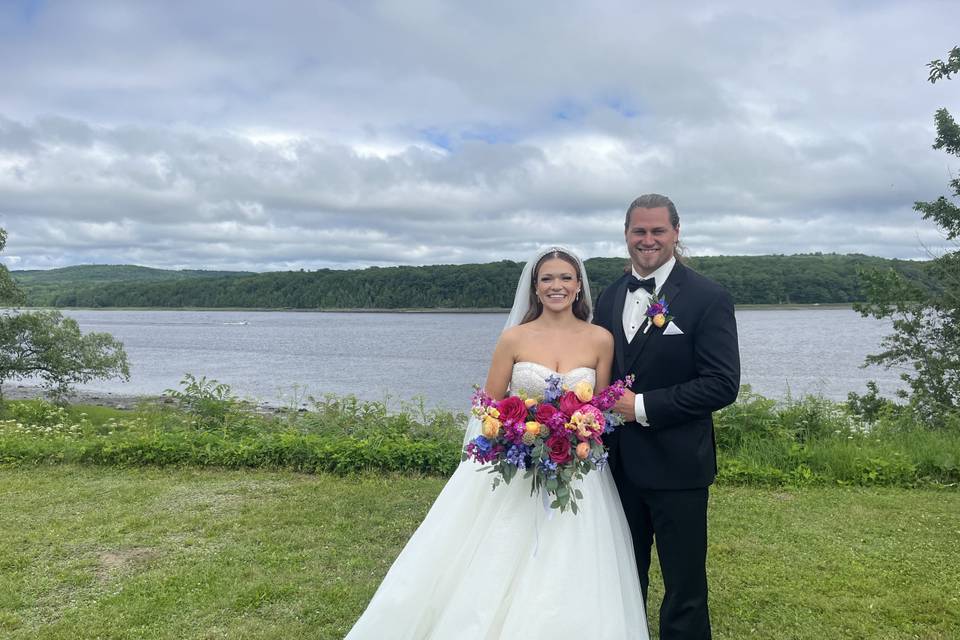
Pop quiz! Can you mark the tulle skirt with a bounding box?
[345,420,649,639]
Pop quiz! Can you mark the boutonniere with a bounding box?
[642,295,674,334]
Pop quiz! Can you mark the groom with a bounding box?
[594,194,740,640]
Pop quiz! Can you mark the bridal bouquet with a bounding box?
[463,374,634,514]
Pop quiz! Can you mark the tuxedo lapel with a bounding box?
[659,262,685,310]
[622,262,689,375]
[611,277,629,376]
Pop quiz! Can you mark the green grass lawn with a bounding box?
[1,466,957,639]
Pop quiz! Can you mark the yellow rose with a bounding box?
[653,313,666,328]
[487,408,500,419]
[524,398,538,408]
[525,421,542,436]
[573,380,594,403]
[576,442,591,459]
[482,416,502,438]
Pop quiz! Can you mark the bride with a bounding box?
[345,247,649,639]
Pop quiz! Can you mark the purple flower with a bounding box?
[544,374,563,403]
[592,451,610,471]
[645,298,669,318]
[538,458,558,476]
[472,436,492,453]
[506,444,532,469]
[590,375,636,412]
[602,411,622,433]
[465,435,500,463]
[471,386,495,409]
[503,419,527,445]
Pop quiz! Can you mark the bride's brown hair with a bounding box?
[521,250,591,324]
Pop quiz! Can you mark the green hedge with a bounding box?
[1,386,959,488]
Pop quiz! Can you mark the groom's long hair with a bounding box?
[521,250,591,324]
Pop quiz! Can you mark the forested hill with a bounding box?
[13,254,932,309]
[12,265,253,306]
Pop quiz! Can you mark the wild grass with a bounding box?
[0,466,956,639]
[0,379,958,488]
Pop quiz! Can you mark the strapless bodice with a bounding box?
[509,361,596,396]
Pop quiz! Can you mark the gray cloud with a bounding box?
[0,0,958,271]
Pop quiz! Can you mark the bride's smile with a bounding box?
[536,258,579,311]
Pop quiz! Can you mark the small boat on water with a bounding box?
[222,321,249,326]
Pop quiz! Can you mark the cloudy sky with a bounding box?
[1,0,958,272]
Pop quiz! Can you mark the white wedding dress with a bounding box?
[346,362,649,640]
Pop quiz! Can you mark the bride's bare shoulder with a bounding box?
[498,324,530,346]
[584,323,614,348]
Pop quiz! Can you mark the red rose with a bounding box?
[546,434,573,464]
[497,395,528,424]
[535,403,559,425]
[558,391,585,417]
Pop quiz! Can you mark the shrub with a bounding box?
[5,398,71,428]
[1,385,958,487]
[163,374,248,429]
[714,386,786,451]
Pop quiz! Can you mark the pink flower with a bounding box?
[590,376,634,411]
[535,403,560,425]
[567,404,606,441]
[546,434,573,464]
[497,396,527,425]
[558,391,585,417]
[579,404,605,430]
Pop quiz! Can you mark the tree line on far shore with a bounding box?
[12,253,935,309]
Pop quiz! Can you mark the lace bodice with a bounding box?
[510,361,597,396]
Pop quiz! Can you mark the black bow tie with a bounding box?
[627,276,656,294]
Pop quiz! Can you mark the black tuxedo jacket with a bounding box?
[594,262,740,490]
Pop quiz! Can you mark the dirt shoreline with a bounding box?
[2,385,162,410]
[1,385,304,414]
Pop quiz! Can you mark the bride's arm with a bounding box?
[594,327,614,390]
[484,329,518,400]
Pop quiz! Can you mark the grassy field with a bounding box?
[0,466,957,639]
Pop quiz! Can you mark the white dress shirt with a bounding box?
[621,257,676,425]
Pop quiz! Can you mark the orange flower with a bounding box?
[576,442,591,459]
[652,313,666,328]
[482,416,502,438]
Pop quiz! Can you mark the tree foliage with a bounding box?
[14,254,933,309]
[0,232,130,401]
[856,47,960,425]
[0,310,131,401]
[0,230,25,306]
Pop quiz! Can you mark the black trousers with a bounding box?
[612,462,712,640]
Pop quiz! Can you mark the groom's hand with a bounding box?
[615,389,636,422]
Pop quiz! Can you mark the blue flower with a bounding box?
[603,411,623,433]
[592,451,610,471]
[471,436,493,454]
[544,374,563,403]
[506,444,531,469]
[538,458,558,476]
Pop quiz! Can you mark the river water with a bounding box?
[16,307,902,408]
